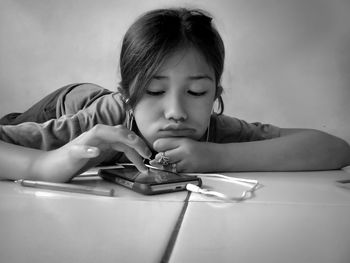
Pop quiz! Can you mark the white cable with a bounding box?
[186,184,228,199]
[185,173,260,201]
[185,172,258,186]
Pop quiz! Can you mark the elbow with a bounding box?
[336,139,350,169]
[313,130,350,169]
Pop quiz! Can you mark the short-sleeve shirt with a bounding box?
[0,83,280,157]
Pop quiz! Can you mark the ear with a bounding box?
[215,85,223,99]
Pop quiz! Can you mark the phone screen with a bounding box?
[106,166,195,184]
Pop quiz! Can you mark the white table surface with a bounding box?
[170,170,350,263]
[0,179,185,263]
[1,169,350,263]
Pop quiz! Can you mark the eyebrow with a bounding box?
[153,74,214,82]
[188,74,214,81]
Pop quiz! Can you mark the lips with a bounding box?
[162,123,192,130]
[159,124,195,137]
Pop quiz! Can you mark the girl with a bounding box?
[0,8,349,182]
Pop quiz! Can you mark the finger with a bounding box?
[124,150,149,173]
[83,125,152,159]
[153,138,181,152]
[112,143,148,173]
[174,161,185,173]
[110,126,152,159]
[124,131,152,159]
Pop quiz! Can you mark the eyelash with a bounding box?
[146,90,207,96]
[188,91,207,96]
[146,91,164,96]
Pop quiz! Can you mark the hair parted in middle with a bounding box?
[118,7,225,114]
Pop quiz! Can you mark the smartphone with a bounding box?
[99,164,202,195]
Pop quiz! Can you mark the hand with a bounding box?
[32,124,151,182]
[150,137,216,173]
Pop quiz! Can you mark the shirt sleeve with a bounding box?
[210,114,281,143]
[57,83,113,116]
[0,93,125,150]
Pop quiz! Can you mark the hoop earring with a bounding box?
[128,109,134,131]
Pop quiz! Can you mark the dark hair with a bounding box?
[119,7,225,114]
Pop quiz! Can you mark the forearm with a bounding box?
[213,129,350,172]
[0,140,45,180]
[0,140,94,182]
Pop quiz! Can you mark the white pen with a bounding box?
[16,179,115,197]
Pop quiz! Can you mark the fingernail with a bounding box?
[145,148,152,159]
[86,147,99,156]
[128,133,137,140]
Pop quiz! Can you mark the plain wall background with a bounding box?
[0,0,349,143]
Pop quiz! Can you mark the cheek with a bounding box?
[189,100,214,127]
[133,100,161,137]
[134,98,156,117]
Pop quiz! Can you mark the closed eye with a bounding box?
[146,90,165,96]
[188,90,207,96]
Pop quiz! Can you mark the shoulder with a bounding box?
[74,91,127,129]
[56,83,127,130]
[61,83,113,114]
[209,114,281,142]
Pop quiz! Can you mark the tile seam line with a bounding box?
[160,191,191,263]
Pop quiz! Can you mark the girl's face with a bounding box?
[133,48,216,148]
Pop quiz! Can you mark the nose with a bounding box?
[164,93,187,122]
